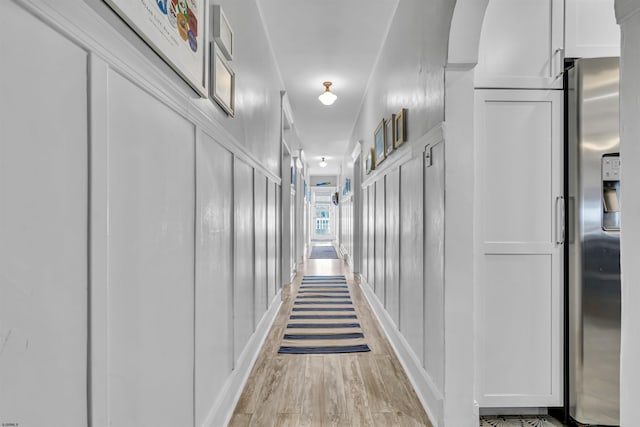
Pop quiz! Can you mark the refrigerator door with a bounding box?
[568,57,621,426]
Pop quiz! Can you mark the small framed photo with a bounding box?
[374,119,386,166]
[212,5,233,60]
[365,148,376,174]
[210,43,235,116]
[385,114,395,156]
[394,108,407,148]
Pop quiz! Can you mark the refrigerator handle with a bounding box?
[556,195,565,245]
[554,47,565,80]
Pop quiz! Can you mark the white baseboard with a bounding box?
[358,275,445,427]
[203,290,282,427]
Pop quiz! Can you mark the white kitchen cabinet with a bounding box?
[475,0,565,89]
[565,0,620,58]
[475,89,564,407]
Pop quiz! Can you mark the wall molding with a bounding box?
[359,276,445,427]
[362,123,444,188]
[615,0,640,23]
[15,0,281,186]
[203,292,282,427]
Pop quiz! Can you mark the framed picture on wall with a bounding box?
[104,0,207,97]
[212,5,233,60]
[385,114,395,156]
[394,108,407,148]
[365,148,373,174]
[210,43,235,116]
[374,119,386,166]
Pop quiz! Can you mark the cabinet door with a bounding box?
[475,89,564,407]
[475,0,565,89]
[565,0,620,58]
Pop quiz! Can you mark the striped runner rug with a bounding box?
[278,275,371,354]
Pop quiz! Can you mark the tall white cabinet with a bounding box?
[565,0,620,58]
[474,0,568,409]
[475,0,565,89]
[474,0,619,409]
[475,90,564,407]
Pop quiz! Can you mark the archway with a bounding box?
[443,1,633,426]
[441,2,490,426]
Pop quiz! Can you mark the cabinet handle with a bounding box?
[556,196,565,245]
[554,48,565,80]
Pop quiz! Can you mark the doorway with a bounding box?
[310,187,336,242]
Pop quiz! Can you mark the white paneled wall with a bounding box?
[234,158,256,359]
[1,1,284,426]
[0,3,88,424]
[399,156,425,362]
[423,142,445,393]
[385,168,401,327]
[254,172,268,325]
[339,192,354,267]
[356,127,447,424]
[374,179,386,302]
[107,70,196,427]
[195,134,234,425]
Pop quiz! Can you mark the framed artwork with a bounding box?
[366,147,376,174]
[104,0,207,97]
[385,114,395,156]
[211,43,235,116]
[394,108,407,148]
[291,162,296,187]
[212,5,233,60]
[374,119,386,166]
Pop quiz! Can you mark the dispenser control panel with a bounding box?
[602,154,621,231]
[602,156,621,180]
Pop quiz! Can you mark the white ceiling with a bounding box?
[257,0,399,176]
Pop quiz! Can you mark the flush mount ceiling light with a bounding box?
[319,157,328,168]
[318,81,337,106]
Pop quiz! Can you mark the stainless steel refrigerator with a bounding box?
[567,57,621,426]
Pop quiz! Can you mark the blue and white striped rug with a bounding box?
[278,275,371,354]
[308,246,339,259]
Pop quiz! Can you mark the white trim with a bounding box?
[88,52,110,427]
[359,275,444,427]
[362,123,444,188]
[351,142,362,163]
[15,0,280,186]
[202,291,282,427]
[615,0,640,23]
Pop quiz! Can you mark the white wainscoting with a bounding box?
[357,125,446,426]
[2,1,285,426]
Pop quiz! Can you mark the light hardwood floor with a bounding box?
[229,256,432,427]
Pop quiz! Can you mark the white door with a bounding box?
[311,188,335,241]
[475,0,565,89]
[475,89,564,407]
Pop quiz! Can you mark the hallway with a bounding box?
[5,1,640,426]
[229,253,430,427]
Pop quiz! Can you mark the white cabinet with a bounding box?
[565,0,620,58]
[475,89,564,407]
[475,0,565,89]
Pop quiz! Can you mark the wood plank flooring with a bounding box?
[229,256,432,427]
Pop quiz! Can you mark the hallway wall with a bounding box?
[343,0,456,425]
[615,1,640,424]
[0,1,284,426]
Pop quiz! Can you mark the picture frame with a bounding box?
[291,161,296,188]
[394,108,407,148]
[210,43,235,116]
[365,147,376,174]
[374,119,386,166]
[212,5,233,60]
[104,0,207,97]
[385,114,395,156]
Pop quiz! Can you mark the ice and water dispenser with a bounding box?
[602,153,621,231]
